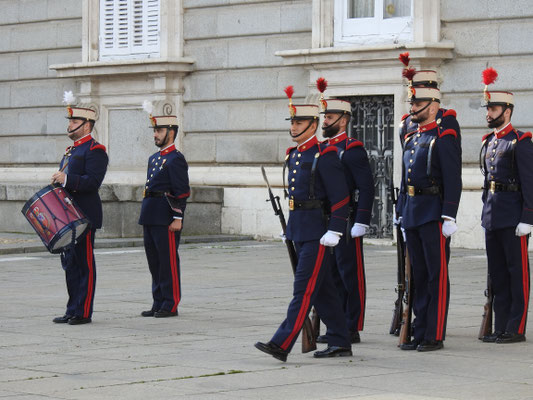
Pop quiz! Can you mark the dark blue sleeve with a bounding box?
[516,136,533,224]
[317,151,349,234]
[65,149,108,193]
[343,147,375,225]
[436,132,462,219]
[168,152,190,218]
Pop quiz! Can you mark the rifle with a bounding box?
[389,183,405,336]
[260,166,317,353]
[398,248,413,346]
[478,273,493,340]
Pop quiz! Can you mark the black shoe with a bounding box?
[416,340,443,352]
[313,346,352,358]
[496,332,526,344]
[254,341,288,362]
[316,335,328,344]
[67,316,92,325]
[141,309,156,317]
[154,309,178,318]
[53,314,72,324]
[350,331,361,344]
[482,331,503,343]
[400,339,420,351]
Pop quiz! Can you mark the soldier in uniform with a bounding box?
[51,92,108,325]
[397,83,462,352]
[479,68,533,344]
[255,86,352,362]
[314,79,375,344]
[139,104,190,318]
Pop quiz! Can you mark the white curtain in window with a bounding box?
[383,0,411,19]
[348,0,374,19]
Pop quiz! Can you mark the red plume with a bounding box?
[402,67,416,81]
[284,85,294,99]
[316,77,328,93]
[482,67,498,86]
[399,52,410,67]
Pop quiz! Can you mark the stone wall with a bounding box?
[181,0,313,165]
[0,0,82,166]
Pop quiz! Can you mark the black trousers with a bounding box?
[406,221,450,342]
[485,228,530,334]
[61,228,97,319]
[143,225,182,313]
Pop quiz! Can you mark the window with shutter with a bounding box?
[99,0,161,60]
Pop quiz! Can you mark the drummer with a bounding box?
[50,92,108,325]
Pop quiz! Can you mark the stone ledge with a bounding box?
[1,183,223,203]
[50,58,195,78]
[275,41,455,67]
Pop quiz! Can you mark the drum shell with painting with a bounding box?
[21,185,89,253]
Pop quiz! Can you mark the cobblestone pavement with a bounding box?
[0,239,532,399]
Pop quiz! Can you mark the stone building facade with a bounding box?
[1,0,532,248]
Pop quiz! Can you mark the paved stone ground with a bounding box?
[0,239,532,399]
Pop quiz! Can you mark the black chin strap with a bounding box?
[322,113,344,132]
[289,120,314,139]
[409,101,432,117]
[67,120,88,134]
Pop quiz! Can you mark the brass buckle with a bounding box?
[407,185,415,197]
[289,199,294,210]
[490,181,496,194]
[143,189,147,198]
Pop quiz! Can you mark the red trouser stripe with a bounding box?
[355,237,365,331]
[281,244,325,350]
[83,230,94,318]
[436,223,447,341]
[168,230,180,312]
[518,236,529,334]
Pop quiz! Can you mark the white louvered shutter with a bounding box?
[99,0,160,60]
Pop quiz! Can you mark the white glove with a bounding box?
[320,230,341,247]
[400,227,407,242]
[442,220,457,238]
[393,215,402,226]
[351,223,368,238]
[515,223,531,237]
[280,231,286,243]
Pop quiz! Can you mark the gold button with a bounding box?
[411,150,415,154]
[414,142,418,145]
[158,157,161,160]
[409,159,413,163]
[150,174,153,177]
[491,175,494,179]
[417,133,421,137]
[293,170,297,173]
[490,166,494,170]
[491,157,494,161]
[291,187,295,191]
[298,154,301,158]
[408,168,411,173]
[408,178,411,182]
[291,178,295,182]
[296,161,300,165]
[494,140,498,145]
[493,149,496,153]
[146,179,149,183]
